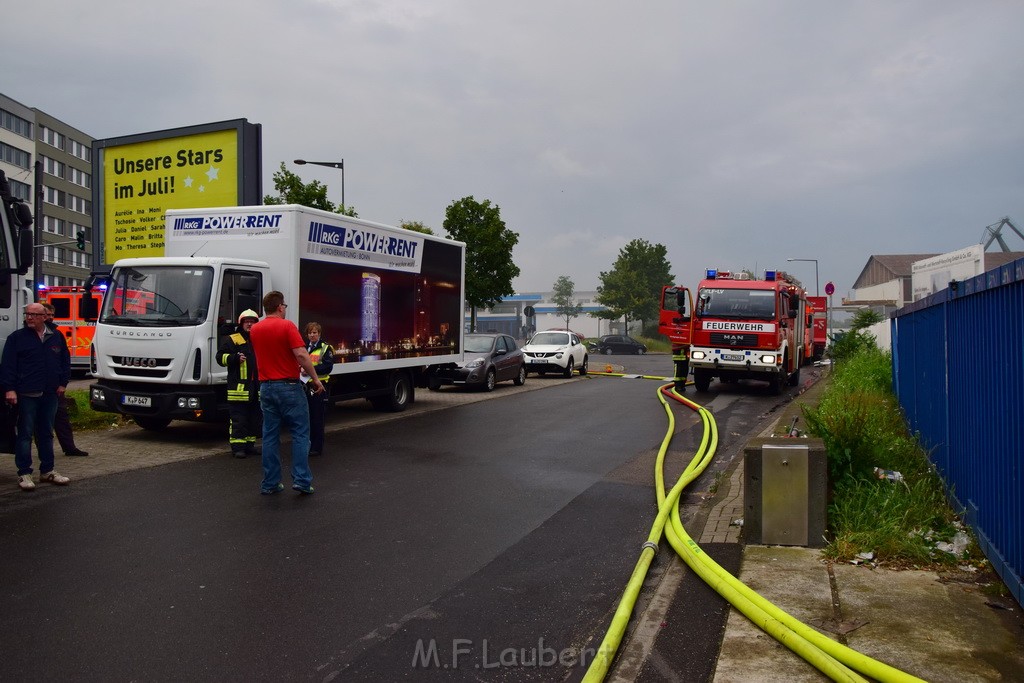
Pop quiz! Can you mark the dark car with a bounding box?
[430,333,526,391]
[590,334,648,355]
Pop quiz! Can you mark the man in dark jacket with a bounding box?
[0,302,72,491]
[217,309,262,457]
[41,302,89,456]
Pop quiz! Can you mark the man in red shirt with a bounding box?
[249,291,324,495]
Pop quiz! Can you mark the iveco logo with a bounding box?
[123,357,158,368]
[110,330,173,338]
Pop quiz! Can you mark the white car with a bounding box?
[521,330,589,378]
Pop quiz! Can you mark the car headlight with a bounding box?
[691,351,706,360]
[466,358,484,368]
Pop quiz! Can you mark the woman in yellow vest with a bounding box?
[302,322,334,456]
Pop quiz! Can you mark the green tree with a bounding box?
[551,275,583,331]
[263,162,358,217]
[442,196,520,332]
[400,220,434,235]
[594,239,672,332]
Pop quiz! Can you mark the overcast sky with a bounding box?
[7,1,1023,298]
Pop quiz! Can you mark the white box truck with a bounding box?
[88,205,465,431]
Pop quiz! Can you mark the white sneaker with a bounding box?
[18,474,35,491]
[40,471,70,485]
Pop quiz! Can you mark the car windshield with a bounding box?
[99,265,214,326]
[464,336,496,353]
[697,288,776,320]
[530,332,570,345]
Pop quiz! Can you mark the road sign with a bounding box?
[524,305,535,317]
[824,282,835,296]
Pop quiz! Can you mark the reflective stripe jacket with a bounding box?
[217,329,259,402]
[307,341,334,383]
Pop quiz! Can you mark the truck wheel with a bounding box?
[769,372,785,395]
[134,416,171,431]
[694,370,712,393]
[788,365,801,387]
[563,358,574,378]
[372,371,413,412]
[579,355,588,376]
[513,366,526,386]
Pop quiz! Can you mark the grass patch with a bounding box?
[801,344,979,569]
[65,389,131,431]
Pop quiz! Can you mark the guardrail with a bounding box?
[892,256,1024,607]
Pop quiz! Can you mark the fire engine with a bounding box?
[806,295,828,361]
[37,285,103,371]
[659,269,812,394]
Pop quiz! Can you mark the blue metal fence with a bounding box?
[892,256,1024,607]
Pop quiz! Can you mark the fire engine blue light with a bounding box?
[706,269,718,279]
[765,270,777,281]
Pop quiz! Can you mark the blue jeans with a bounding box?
[259,381,312,491]
[14,393,58,476]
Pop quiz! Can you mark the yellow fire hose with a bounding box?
[581,377,926,683]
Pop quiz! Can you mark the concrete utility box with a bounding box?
[744,438,827,547]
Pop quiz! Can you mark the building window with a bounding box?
[68,194,91,214]
[44,186,65,207]
[69,166,91,189]
[0,108,33,139]
[68,139,91,162]
[44,216,66,235]
[40,126,66,151]
[9,179,31,201]
[43,155,65,179]
[0,141,31,169]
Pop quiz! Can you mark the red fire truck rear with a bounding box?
[38,285,102,371]
[660,269,812,394]
[806,295,828,361]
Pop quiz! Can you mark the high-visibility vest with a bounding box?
[308,342,333,383]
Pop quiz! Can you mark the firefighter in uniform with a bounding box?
[217,309,262,457]
[302,322,334,456]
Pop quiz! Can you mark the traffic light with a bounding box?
[76,230,85,250]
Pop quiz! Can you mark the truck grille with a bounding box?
[710,333,758,347]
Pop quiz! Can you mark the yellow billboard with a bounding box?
[102,129,239,262]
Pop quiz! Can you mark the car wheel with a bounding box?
[513,365,526,386]
[483,368,496,392]
[562,358,574,378]
[603,348,613,355]
[579,355,588,376]
[636,347,646,355]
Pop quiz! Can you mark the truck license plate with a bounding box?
[122,395,152,407]
[721,353,743,362]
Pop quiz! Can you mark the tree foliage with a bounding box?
[551,275,583,330]
[442,196,520,331]
[594,239,673,330]
[263,162,358,217]
[400,220,434,235]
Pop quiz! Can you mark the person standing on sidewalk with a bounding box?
[40,303,89,457]
[302,322,334,457]
[216,309,262,458]
[0,302,72,491]
[249,292,324,495]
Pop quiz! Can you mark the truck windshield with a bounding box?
[99,266,214,326]
[697,288,776,320]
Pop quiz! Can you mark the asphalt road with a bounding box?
[3,355,794,681]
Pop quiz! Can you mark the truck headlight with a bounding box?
[691,351,706,360]
[177,397,201,409]
[760,354,775,364]
[91,387,105,402]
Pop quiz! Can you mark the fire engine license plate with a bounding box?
[122,395,152,407]
[721,353,744,362]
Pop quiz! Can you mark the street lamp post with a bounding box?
[787,258,819,296]
[293,159,344,210]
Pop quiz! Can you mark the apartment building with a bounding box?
[0,93,93,289]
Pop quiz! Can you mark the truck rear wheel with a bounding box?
[134,416,171,431]
[371,371,413,412]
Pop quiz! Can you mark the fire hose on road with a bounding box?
[581,372,925,683]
